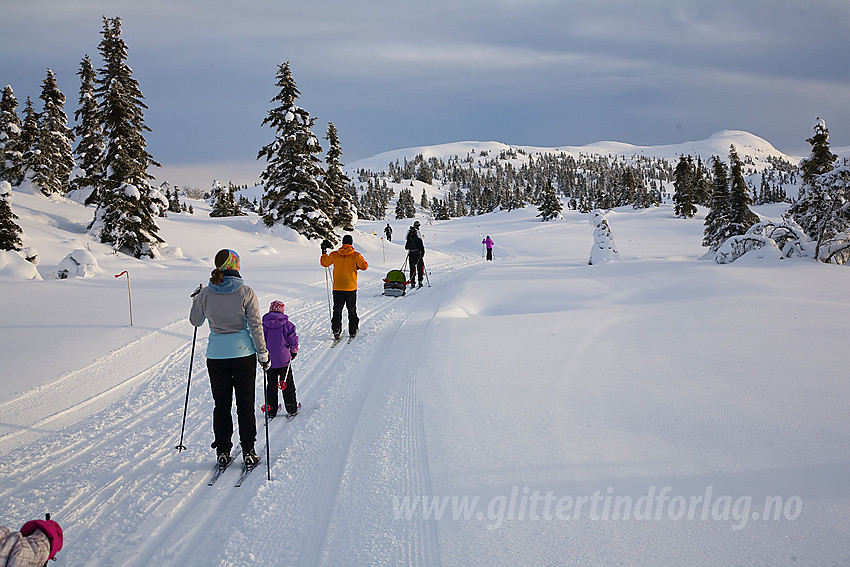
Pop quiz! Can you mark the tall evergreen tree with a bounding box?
[693,156,711,206]
[0,86,24,185]
[672,155,697,218]
[258,62,335,241]
[89,17,164,258]
[0,181,23,251]
[30,69,75,196]
[537,178,562,221]
[324,122,356,231]
[18,97,39,184]
[702,156,732,250]
[790,119,841,240]
[789,120,850,261]
[394,187,416,219]
[73,54,105,201]
[799,118,837,184]
[727,145,759,236]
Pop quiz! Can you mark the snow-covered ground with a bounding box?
[2,174,849,565]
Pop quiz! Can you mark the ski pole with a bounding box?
[263,368,271,481]
[401,253,410,285]
[324,267,332,328]
[423,261,431,287]
[176,284,203,452]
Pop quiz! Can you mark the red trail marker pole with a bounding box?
[114,270,133,326]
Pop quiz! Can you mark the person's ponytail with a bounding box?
[210,249,231,284]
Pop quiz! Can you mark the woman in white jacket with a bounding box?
[190,249,269,468]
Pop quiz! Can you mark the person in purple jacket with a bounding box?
[482,236,494,261]
[262,300,300,418]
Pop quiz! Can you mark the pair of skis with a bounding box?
[331,334,356,348]
[207,449,250,487]
[207,454,259,488]
[208,402,301,487]
[267,402,301,422]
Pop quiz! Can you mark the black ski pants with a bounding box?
[266,365,298,416]
[207,354,256,455]
[408,251,424,284]
[486,248,493,261]
[331,290,359,336]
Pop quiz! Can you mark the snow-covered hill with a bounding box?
[1,134,849,566]
[347,130,806,175]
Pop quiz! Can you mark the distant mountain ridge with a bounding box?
[347,130,848,175]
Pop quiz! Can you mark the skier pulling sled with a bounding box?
[382,269,409,297]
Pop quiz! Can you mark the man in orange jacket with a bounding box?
[321,234,368,340]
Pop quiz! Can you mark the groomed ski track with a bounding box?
[0,245,482,566]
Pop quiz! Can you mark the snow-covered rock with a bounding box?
[56,248,101,279]
[0,250,42,280]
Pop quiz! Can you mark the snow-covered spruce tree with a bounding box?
[89,17,164,258]
[0,181,23,251]
[727,145,759,237]
[672,155,697,218]
[588,209,618,265]
[789,119,842,246]
[794,165,850,263]
[30,69,75,196]
[209,181,244,217]
[0,86,24,185]
[258,62,335,241]
[799,118,837,185]
[693,156,711,206]
[702,156,732,250]
[165,184,183,213]
[394,187,416,219]
[72,55,104,201]
[432,198,452,220]
[18,97,39,184]
[537,178,562,221]
[324,122,356,231]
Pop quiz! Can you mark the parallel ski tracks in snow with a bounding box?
[0,252,481,566]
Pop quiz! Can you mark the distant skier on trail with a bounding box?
[189,249,269,469]
[482,236,494,261]
[384,223,393,242]
[262,300,300,418]
[320,234,368,340]
[405,221,425,288]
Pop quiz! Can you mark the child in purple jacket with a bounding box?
[262,300,300,417]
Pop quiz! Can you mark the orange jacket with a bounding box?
[321,244,368,291]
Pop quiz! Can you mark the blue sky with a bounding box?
[3,0,849,188]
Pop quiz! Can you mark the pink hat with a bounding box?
[21,517,63,560]
[269,300,285,313]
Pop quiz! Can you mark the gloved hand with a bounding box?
[290,351,297,359]
[321,239,333,254]
[258,353,270,371]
